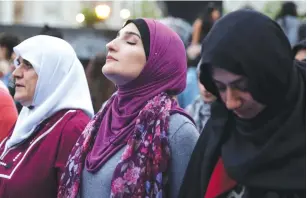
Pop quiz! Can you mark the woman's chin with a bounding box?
[14,94,23,103]
[101,72,123,86]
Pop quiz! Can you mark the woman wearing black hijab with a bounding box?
[179,10,305,198]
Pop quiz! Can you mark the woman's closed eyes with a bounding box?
[116,31,140,46]
[126,41,136,45]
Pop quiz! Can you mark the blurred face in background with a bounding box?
[295,49,306,61]
[0,46,8,61]
[211,9,221,22]
[102,23,146,86]
[198,72,216,103]
[0,60,10,78]
[0,46,18,73]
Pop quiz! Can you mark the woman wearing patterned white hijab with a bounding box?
[0,35,94,198]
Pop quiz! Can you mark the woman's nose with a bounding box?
[106,39,118,52]
[12,66,22,79]
[225,88,242,110]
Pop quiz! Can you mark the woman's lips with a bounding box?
[106,55,118,62]
[15,83,25,88]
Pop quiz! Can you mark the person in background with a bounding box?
[185,68,216,132]
[158,17,197,108]
[0,33,22,113]
[159,16,192,48]
[176,65,200,109]
[187,3,221,66]
[293,40,306,61]
[85,53,116,112]
[179,4,220,109]
[241,4,254,10]
[275,1,301,46]
[59,18,199,198]
[0,35,94,198]
[0,60,10,83]
[179,10,305,198]
[298,22,306,41]
[0,80,17,142]
[0,33,20,86]
[39,24,64,39]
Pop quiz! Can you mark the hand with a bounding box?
[187,44,201,60]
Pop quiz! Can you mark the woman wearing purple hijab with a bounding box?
[58,19,199,198]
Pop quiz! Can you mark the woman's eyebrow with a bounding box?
[117,31,141,39]
[213,77,245,85]
[229,77,246,85]
[123,31,141,39]
[23,59,32,66]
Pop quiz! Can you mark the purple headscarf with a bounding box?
[85,19,189,172]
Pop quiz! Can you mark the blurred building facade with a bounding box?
[0,1,81,27]
[224,0,306,13]
[0,1,305,29]
[0,1,161,30]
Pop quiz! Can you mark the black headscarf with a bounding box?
[179,10,305,198]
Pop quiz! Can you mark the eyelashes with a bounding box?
[127,42,136,45]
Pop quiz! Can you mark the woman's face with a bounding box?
[198,73,216,103]
[12,56,38,106]
[212,68,266,119]
[295,49,306,61]
[211,9,221,22]
[102,23,146,86]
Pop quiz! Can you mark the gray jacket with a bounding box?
[79,113,199,198]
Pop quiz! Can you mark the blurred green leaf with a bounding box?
[262,1,282,19]
[81,7,99,27]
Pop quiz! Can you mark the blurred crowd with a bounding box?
[0,1,305,198]
[0,2,305,118]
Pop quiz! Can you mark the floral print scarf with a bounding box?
[58,93,174,198]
